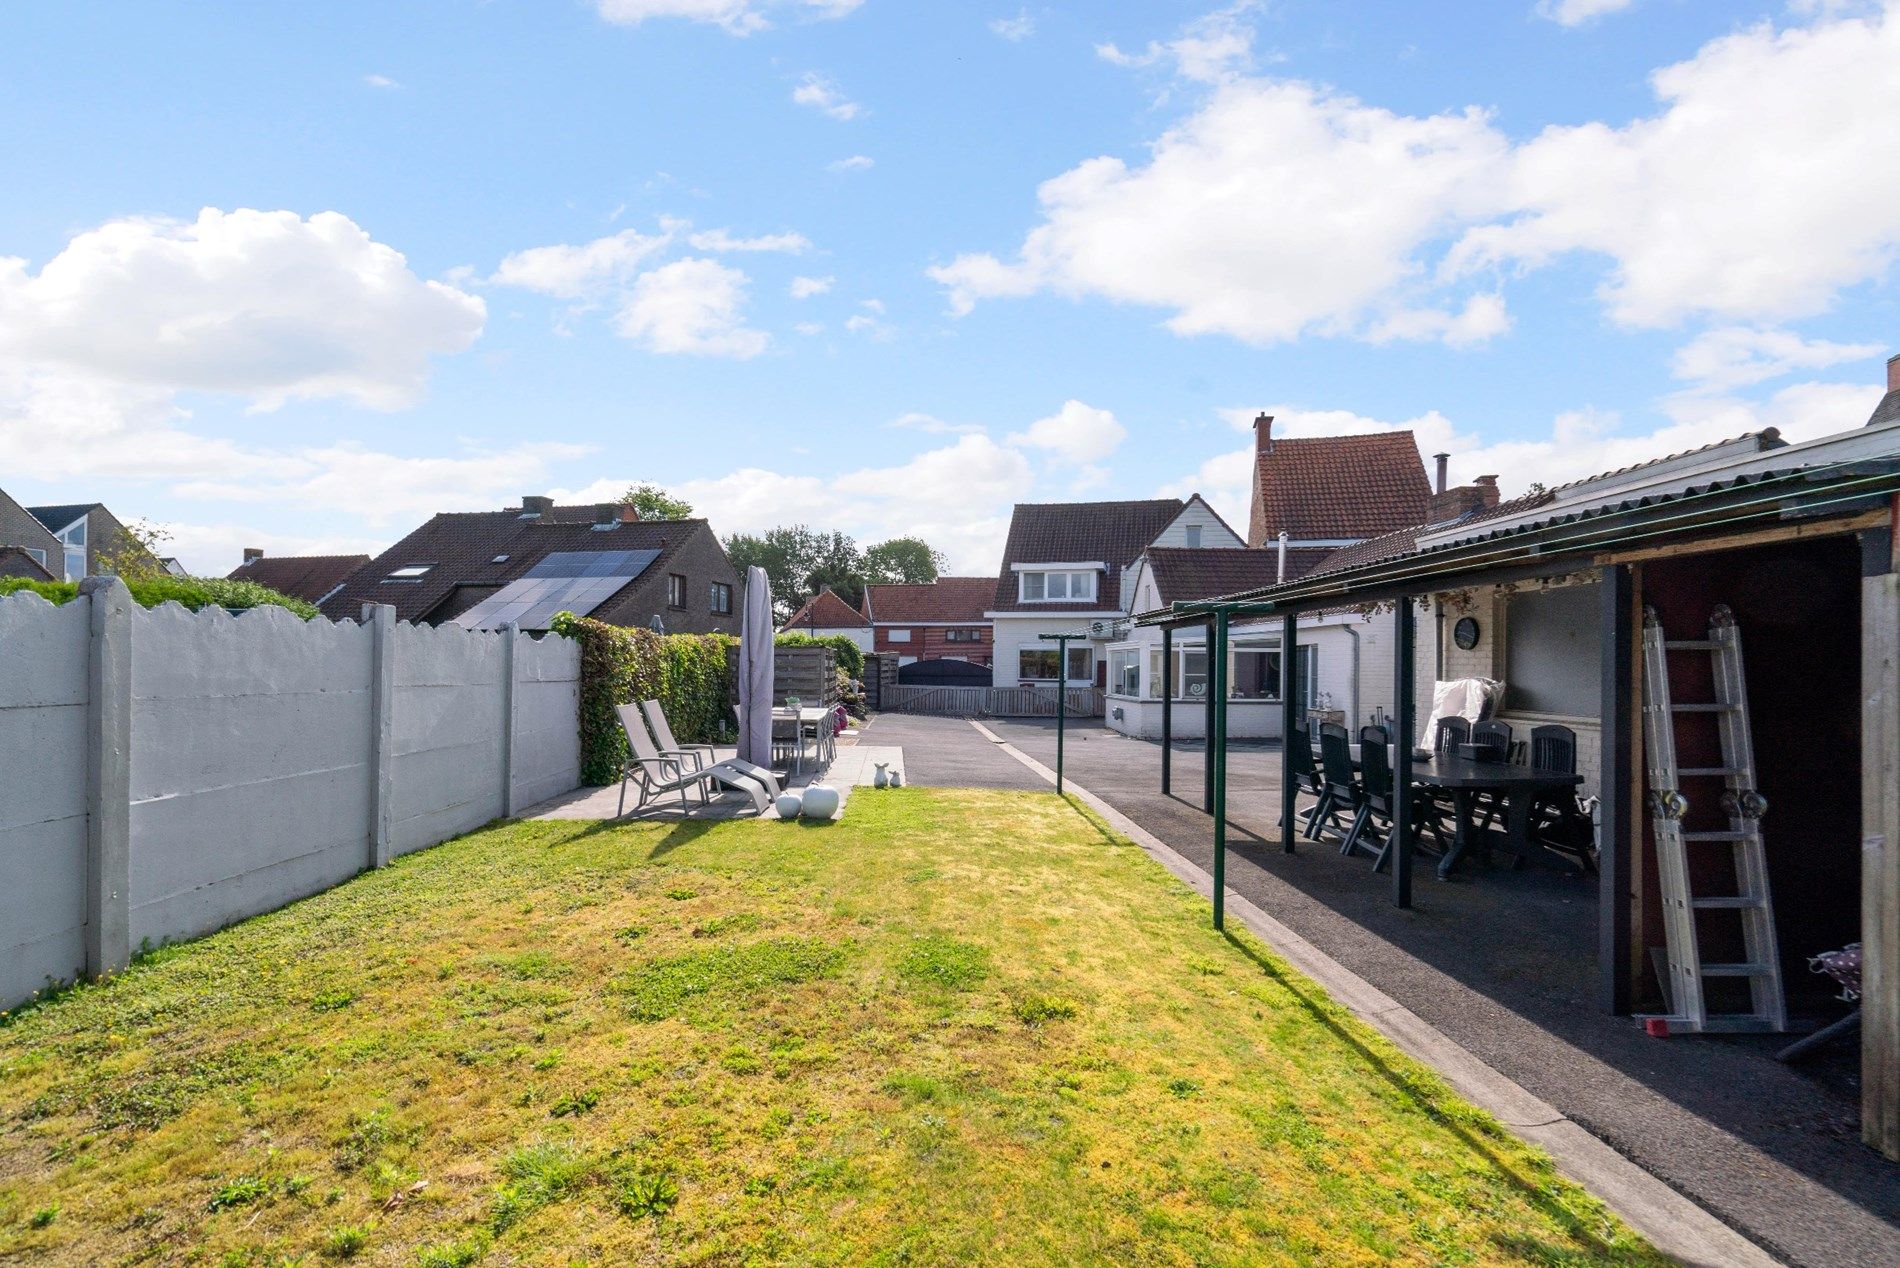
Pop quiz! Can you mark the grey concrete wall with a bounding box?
[0,588,581,1007]
[0,593,90,1004]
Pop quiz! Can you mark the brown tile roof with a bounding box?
[864,576,995,623]
[0,545,55,582]
[1144,548,1291,604]
[783,586,869,631]
[1248,431,1431,545]
[226,553,370,604]
[992,499,1185,613]
[317,505,708,624]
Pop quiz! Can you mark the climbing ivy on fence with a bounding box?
[774,632,864,679]
[549,612,736,785]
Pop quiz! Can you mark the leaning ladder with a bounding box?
[1639,604,1788,1033]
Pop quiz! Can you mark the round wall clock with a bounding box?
[1453,616,1481,650]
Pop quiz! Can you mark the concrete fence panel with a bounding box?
[0,585,582,1009]
[0,594,91,1005]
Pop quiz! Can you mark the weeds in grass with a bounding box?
[491,1141,591,1232]
[614,1171,679,1219]
[415,1232,490,1267]
[548,1087,599,1117]
[618,937,845,1021]
[664,887,698,901]
[1012,995,1078,1026]
[310,989,357,1012]
[693,912,761,938]
[28,1204,58,1228]
[333,1108,420,1173]
[320,1222,369,1258]
[207,1172,306,1212]
[896,934,990,991]
[1168,1077,1202,1098]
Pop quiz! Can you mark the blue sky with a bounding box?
[2,0,1897,573]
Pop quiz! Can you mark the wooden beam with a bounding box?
[1862,565,1900,1160]
[1591,507,1887,567]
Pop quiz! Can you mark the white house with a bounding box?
[985,495,1245,689]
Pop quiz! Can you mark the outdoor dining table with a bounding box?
[770,706,832,774]
[1409,753,1585,880]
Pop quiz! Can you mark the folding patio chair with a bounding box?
[1525,724,1596,873]
[1352,738,1452,873]
[616,704,769,816]
[641,699,718,772]
[1313,722,1359,843]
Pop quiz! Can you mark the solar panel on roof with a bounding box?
[451,548,661,630]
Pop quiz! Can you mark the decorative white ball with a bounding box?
[774,792,804,820]
[799,784,842,819]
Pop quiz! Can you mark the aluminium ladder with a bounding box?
[1638,604,1788,1033]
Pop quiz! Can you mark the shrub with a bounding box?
[775,631,863,679]
[0,575,317,618]
[548,613,736,785]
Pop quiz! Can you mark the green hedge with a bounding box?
[0,575,318,618]
[550,612,736,785]
[775,631,864,678]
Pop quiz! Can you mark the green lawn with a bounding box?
[0,789,1662,1265]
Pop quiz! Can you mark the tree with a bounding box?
[618,483,694,520]
[726,526,823,624]
[863,537,945,585]
[97,519,172,582]
[803,530,865,612]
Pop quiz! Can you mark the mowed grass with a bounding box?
[0,789,1663,1266]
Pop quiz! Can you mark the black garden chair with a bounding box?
[1347,736,1452,871]
[1526,724,1596,873]
[1311,722,1359,842]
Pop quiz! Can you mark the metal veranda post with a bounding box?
[1212,610,1230,930]
[1055,635,1068,795]
[1203,619,1216,812]
[1161,624,1174,795]
[1392,597,1416,909]
[1280,609,1298,853]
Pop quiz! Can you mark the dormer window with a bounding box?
[1018,569,1096,603]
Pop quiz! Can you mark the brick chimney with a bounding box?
[1427,475,1501,522]
[1254,412,1274,453]
[521,494,554,517]
[595,502,618,527]
[618,503,641,523]
[242,547,264,564]
[1890,352,1900,393]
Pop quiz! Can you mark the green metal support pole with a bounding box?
[1203,620,1215,813]
[1160,625,1173,796]
[1280,609,1299,853]
[1055,636,1067,796]
[1212,611,1229,930]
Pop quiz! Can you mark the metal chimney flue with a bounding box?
[1276,530,1289,584]
[1433,452,1449,495]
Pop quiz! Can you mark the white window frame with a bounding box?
[1185,525,1203,548]
[1017,569,1096,603]
[888,628,911,643]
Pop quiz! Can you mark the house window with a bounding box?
[944,628,982,643]
[1067,645,1092,681]
[668,573,687,609]
[1108,648,1141,696]
[1018,570,1096,602]
[888,629,911,643]
[25,547,46,568]
[1185,525,1203,548]
[55,517,87,581]
[1018,648,1060,680]
[710,581,733,615]
[384,563,434,582]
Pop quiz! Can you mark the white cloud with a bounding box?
[793,73,863,121]
[790,275,834,298]
[1537,0,1637,26]
[1671,327,1883,390]
[1097,2,1261,84]
[1008,399,1128,463]
[890,411,983,435]
[687,227,812,253]
[844,312,894,339]
[489,227,672,298]
[990,9,1035,40]
[363,73,399,89]
[929,78,1508,344]
[0,207,483,412]
[859,297,886,314]
[613,257,769,357]
[793,320,825,335]
[940,4,1900,343]
[593,0,862,36]
[827,154,875,172]
[1448,5,1900,327]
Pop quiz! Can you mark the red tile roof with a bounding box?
[992,499,1185,613]
[227,553,370,604]
[1248,430,1432,545]
[864,576,995,623]
[783,586,870,630]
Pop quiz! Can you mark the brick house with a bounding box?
[11,500,155,581]
[862,576,996,667]
[0,487,62,579]
[227,550,372,607]
[780,586,874,651]
[318,496,741,634]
